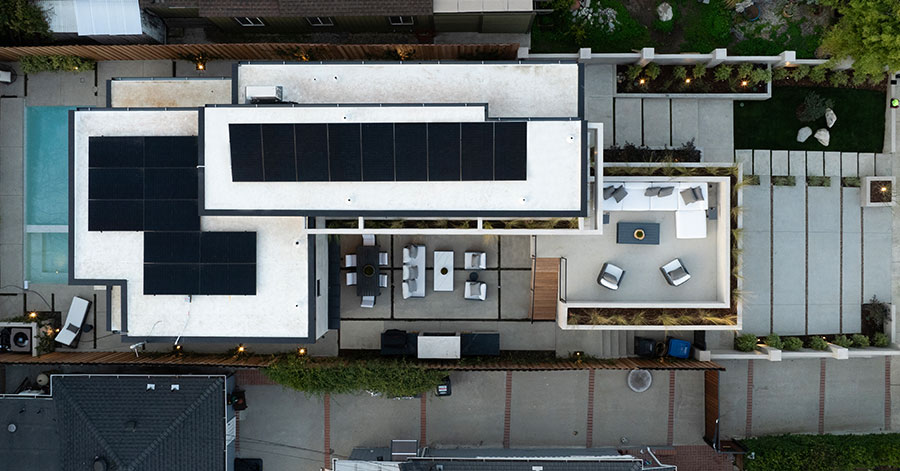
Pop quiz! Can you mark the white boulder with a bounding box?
[797,126,812,143]
[825,108,837,128]
[657,2,673,21]
[814,128,830,146]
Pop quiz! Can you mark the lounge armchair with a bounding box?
[402,265,418,281]
[55,297,91,347]
[345,254,357,268]
[402,245,418,263]
[346,272,357,286]
[464,281,487,301]
[361,295,375,308]
[597,262,624,290]
[464,252,486,270]
[660,258,691,286]
[362,234,375,246]
[378,273,389,288]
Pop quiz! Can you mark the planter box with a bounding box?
[861,176,895,207]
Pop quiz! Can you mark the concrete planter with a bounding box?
[860,176,895,207]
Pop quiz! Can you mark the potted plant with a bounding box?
[861,176,895,207]
[861,295,891,336]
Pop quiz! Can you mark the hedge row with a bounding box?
[742,433,900,471]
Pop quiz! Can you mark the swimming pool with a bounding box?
[25,106,74,284]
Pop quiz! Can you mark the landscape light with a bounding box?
[237,344,245,353]
[298,347,308,356]
[881,186,888,193]
[195,61,206,71]
[685,78,691,84]
[638,78,646,85]
[28,312,37,319]
[741,80,749,87]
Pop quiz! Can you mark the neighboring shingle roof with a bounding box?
[140,0,432,17]
[400,460,644,471]
[53,376,225,471]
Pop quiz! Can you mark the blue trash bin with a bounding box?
[667,338,691,359]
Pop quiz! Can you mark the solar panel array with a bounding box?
[228,122,528,183]
[88,136,257,296]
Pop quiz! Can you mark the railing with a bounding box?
[559,256,567,302]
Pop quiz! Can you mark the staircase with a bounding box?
[530,257,560,320]
[597,330,635,358]
[555,329,635,358]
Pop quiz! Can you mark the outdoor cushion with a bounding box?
[658,186,674,197]
[680,187,699,204]
[612,185,628,203]
[669,267,688,280]
[692,186,703,201]
[601,272,618,284]
[644,187,661,197]
[603,185,617,200]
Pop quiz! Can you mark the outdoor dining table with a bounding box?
[356,245,381,297]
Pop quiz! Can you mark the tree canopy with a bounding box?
[0,0,50,46]
[820,0,900,77]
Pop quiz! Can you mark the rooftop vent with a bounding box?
[146,384,155,391]
[171,384,180,391]
[125,420,137,432]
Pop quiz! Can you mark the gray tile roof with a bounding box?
[53,376,225,471]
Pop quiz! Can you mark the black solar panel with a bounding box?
[361,123,394,181]
[261,124,296,181]
[428,123,461,181]
[229,122,527,183]
[144,136,196,168]
[144,232,200,263]
[328,124,361,181]
[461,123,494,181]
[144,200,199,232]
[226,264,256,295]
[226,232,257,263]
[229,124,263,182]
[144,168,197,200]
[295,124,329,182]
[200,232,228,263]
[494,122,528,181]
[89,168,144,200]
[394,123,427,181]
[199,264,229,295]
[89,136,143,168]
[88,200,143,231]
[144,264,199,295]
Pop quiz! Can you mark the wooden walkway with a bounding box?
[531,257,561,320]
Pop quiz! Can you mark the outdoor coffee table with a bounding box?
[434,250,454,291]
[616,222,661,245]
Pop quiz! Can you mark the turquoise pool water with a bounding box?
[25,106,74,284]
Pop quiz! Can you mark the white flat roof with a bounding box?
[202,105,584,214]
[72,109,310,339]
[236,62,581,118]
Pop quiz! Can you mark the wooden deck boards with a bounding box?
[531,257,560,320]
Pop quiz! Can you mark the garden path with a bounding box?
[735,149,892,336]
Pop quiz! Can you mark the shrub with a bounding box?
[773,67,791,81]
[851,333,870,348]
[692,63,707,80]
[790,64,810,81]
[763,334,783,349]
[850,70,869,86]
[808,64,828,84]
[626,64,643,80]
[795,91,834,122]
[734,333,758,352]
[832,334,852,348]
[681,0,733,53]
[808,336,829,350]
[749,67,771,86]
[829,69,849,87]
[570,0,650,53]
[654,19,674,33]
[736,62,754,80]
[741,433,900,471]
[713,64,732,81]
[673,65,687,81]
[263,355,449,397]
[19,55,96,74]
[782,337,803,351]
[873,332,890,348]
[644,62,661,80]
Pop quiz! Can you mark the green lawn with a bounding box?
[734,86,885,153]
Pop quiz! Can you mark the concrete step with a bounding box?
[608,330,619,358]
[625,330,635,357]
[601,330,611,358]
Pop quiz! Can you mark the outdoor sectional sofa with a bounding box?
[603,181,709,239]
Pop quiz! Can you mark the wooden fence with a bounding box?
[0,43,518,62]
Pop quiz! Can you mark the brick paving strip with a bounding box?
[585,369,595,448]
[886,357,892,431]
[745,361,753,437]
[503,371,512,448]
[420,394,427,445]
[324,394,332,468]
[818,359,826,434]
[667,371,675,446]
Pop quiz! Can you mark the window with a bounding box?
[388,16,414,26]
[234,17,265,26]
[306,16,334,26]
